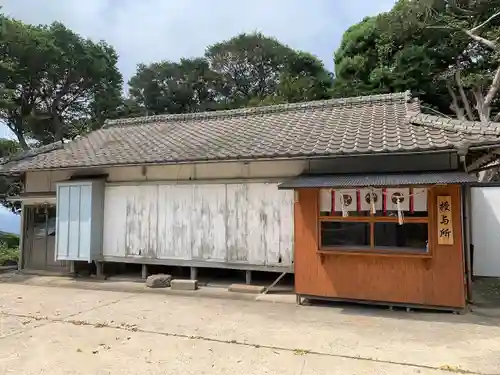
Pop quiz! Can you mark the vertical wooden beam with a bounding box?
[190,267,198,280]
[96,261,104,278]
[18,203,26,271]
[141,264,148,279]
[245,270,252,285]
[462,185,473,302]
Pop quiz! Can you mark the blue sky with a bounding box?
[1,0,395,137]
[0,0,396,231]
[2,0,395,81]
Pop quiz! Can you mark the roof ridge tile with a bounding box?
[409,113,500,136]
[104,91,410,128]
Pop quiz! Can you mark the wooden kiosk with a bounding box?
[280,172,475,311]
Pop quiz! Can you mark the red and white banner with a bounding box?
[385,188,410,211]
[359,188,382,212]
[334,189,358,212]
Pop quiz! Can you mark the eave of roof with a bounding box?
[2,91,500,173]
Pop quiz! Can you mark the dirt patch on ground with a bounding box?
[471,278,500,318]
[473,278,500,307]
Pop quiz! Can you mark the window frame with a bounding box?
[317,186,432,256]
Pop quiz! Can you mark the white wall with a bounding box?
[102,182,294,268]
[24,160,307,193]
[471,187,500,277]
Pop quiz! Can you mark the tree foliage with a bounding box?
[0,138,22,213]
[333,0,500,122]
[129,58,220,115]
[128,33,333,114]
[0,13,123,148]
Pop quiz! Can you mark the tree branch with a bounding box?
[472,88,491,124]
[455,70,475,120]
[465,30,497,50]
[420,105,452,118]
[485,65,500,106]
[471,11,500,34]
[447,82,465,120]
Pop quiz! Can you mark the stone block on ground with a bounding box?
[146,274,172,288]
[171,279,198,291]
[229,284,266,294]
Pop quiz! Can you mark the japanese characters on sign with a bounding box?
[437,196,454,245]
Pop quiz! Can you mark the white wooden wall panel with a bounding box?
[124,186,158,258]
[471,187,500,277]
[246,185,266,265]
[226,184,249,261]
[157,185,192,260]
[102,182,294,267]
[68,186,81,259]
[278,189,295,265]
[192,185,227,261]
[103,186,127,257]
[78,185,92,260]
[56,186,70,260]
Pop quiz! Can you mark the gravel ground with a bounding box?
[0,278,499,374]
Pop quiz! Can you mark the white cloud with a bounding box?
[0,1,396,220]
[1,0,395,82]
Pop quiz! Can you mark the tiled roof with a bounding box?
[2,91,500,172]
[409,114,500,136]
[278,171,477,189]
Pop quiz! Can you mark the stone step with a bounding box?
[228,284,265,294]
[171,279,198,291]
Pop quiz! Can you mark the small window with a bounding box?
[32,206,57,237]
[318,186,430,254]
[374,222,428,251]
[321,221,370,249]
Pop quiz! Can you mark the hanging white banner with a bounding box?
[359,188,382,212]
[386,188,410,211]
[412,188,428,212]
[319,189,332,212]
[335,189,358,212]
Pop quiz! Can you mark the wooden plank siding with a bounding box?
[102,182,295,268]
[294,185,466,308]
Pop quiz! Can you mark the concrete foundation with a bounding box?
[171,279,198,291]
[229,284,265,294]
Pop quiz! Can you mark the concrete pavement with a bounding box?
[0,278,499,374]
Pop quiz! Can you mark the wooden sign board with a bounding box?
[437,196,454,245]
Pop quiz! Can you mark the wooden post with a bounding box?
[69,261,75,274]
[18,204,26,271]
[190,267,198,280]
[141,264,148,279]
[96,262,104,278]
[245,270,252,285]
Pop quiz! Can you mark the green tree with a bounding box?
[333,0,500,121]
[205,33,295,107]
[424,0,500,123]
[129,33,334,114]
[206,33,333,108]
[0,138,22,213]
[0,14,123,148]
[278,52,333,102]
[128,58,219,115]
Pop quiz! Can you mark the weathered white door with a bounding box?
[471,186,500,277]
[102,182,294,267]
